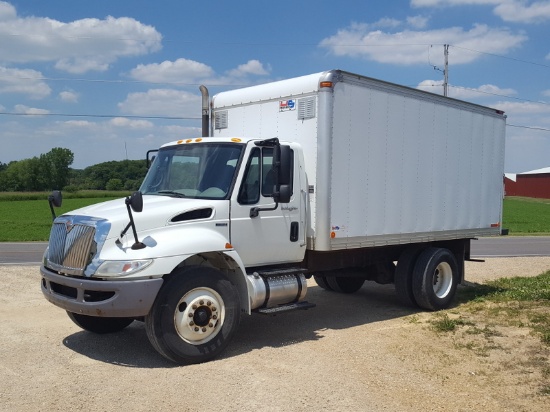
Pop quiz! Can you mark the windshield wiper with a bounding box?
[156,190,188,198]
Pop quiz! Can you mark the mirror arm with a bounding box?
[124,194,146,250]
[250,201,279,218]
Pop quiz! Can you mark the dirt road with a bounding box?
[1,258,549,411]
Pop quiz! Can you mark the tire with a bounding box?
[313,275,333,291]
[67,312,134,334]
[326,276,365,294]
[394,247,424,307]
[412,247,459,311]
[145,267,240,365]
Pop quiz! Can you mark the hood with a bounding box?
[60,195,225,239]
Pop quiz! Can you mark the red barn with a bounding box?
[504,167,550,199]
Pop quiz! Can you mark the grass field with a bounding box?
[503,197,550,235]
[0,193,548,241]
[0,192,128,241]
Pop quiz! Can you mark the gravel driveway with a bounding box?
[1,258,549,411]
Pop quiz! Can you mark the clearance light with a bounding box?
[195,138,203,142]
[330,231,336,238]
[231,138,242,143]
[320,81,333,88]
[186,139,193,143]
[225,243,233,249]
[491,223,501,228]
[177,139,184,144]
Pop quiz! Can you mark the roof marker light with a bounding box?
[320,81,333,88]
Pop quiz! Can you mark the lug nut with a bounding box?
[208,323,213,328]
[212,307,217,312]
[202,327,207,332]
[189,321,194,326]
[188,312,194,318]
[192,304,198,310]
[199,300,204,305]
[194,327,199,332]
[207,301,212,306]
[212,315,218,320]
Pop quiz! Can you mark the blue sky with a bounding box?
[1,0,549,173]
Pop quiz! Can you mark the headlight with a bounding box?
[96,259,153,277]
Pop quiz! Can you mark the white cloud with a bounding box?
[0,66,51,98]
[0,3,162,73]
[226,60,270,77]
[13,104,49,115]
[493,100,550,114]
[59,90,78,103]
[0,1,16,20]
[407,15,430,29]
[118,89,201,117]
[109,117,153,129]
[411,0,550,23]
[417,80,517,98]
[543,90,550,97]
[129,58,215,84]
[320,23,526,65]
[129,58,271,85]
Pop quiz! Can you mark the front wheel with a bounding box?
[412,247,459,311]
[67,312,134,334]
[145,267,240,364]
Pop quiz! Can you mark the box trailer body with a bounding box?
[211,70,505,253]
[40,70,506,365]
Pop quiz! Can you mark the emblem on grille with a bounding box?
[65,220,74,233]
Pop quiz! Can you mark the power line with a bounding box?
[1,110,548,133]
[507,124,550,132]
[0,111,200,120]
[451,45,550,70]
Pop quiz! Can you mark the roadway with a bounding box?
[0,237,549,265]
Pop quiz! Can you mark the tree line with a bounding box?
[0,148,147,192]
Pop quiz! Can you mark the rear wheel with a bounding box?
[412,247,459,311]
[67,312,134,334]
[326,276,365,294]
[313,275,333,291]
[145,267,240,364]
[394,246,424,307]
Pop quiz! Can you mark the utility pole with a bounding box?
[443,44,449,97]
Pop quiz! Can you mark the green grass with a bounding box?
[503,197,550,235]
[450,272,550,346]
[0,195,126,241]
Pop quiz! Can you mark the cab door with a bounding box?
[230,145,305,267]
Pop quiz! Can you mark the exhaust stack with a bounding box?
[199,85,209,137]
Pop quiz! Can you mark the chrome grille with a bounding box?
[48,222,96,276]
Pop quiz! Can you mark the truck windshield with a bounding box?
[140,143,244,199]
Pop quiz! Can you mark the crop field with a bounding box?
[0,194,548,241]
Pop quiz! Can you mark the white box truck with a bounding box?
[41,70,506,364]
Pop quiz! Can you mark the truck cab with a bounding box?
[41,137,311,364]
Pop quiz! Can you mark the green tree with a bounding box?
[106,178,124,191]
[42,147,74,190]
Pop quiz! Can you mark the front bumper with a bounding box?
[40,266,163,317]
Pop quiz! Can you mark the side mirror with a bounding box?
[127,191,143,213]
[278,145,292,186]
[48,190,62,208]
[274,184,292,204]
[146,149,158,169]
[48,190,62,221]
